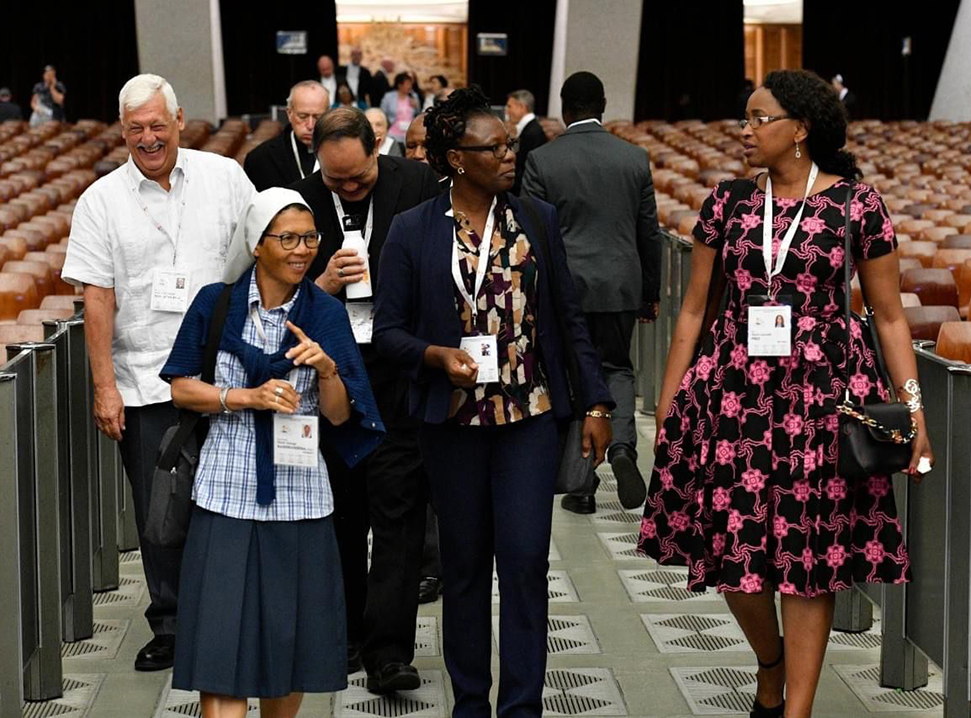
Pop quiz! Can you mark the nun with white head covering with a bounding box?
[160,188,384,716]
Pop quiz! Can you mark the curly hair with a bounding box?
[762,69,861,180]
[423,85,494,177]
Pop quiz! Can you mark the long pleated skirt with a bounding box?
[172,506,347,698]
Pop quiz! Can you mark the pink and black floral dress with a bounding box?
[638,178,911,597]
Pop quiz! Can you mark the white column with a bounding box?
[930,0,971,121]
[546,0,644,122]
[133,0,228,123]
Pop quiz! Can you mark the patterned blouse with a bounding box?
[448,197,552,426]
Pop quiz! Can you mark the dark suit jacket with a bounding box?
[513,118,547,196]
[370,70,391,108]
[522,121,662,313]
[290,155,442,393]
[243,128,313,191]
[372,192,612,425]
[0,101,23,122]
[338,65,374,106]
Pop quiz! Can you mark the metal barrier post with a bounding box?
[637,321,656,414]
[7,343,63,701]
[0,372,23,718]
[119,474,139,552]
[93,429,120,592]
[833,589,874,632]
[653,236,673,409]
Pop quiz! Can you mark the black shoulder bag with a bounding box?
[836,186,915,480]
[518,198,594,495]
[144,284,234,548]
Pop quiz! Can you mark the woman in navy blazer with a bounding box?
[374,87,612,717]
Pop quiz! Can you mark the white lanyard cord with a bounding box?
[450,196,498,323]
[129,155,188,266]
[249,305,300,387]
[290,131,320,180]
[331,192,374,246]
[762,161,820,288]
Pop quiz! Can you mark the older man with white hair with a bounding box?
[365,107,403,157]
[62,73,255,672]
[244,80,330,190]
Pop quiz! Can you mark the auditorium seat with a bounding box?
[40,295,81,311]
[0,323,45,351]
[932,249,971,281]
[900,293,921,308]
[920,226,958,244]
[958,260,971,320]
[17,308,73,325]
[899,257,923,274]
[900,268,959,308]
[936,322,971,364]
[2,261,53,299]
[0,236,28,261]
[943,235,971,249]
[897,219,935,236]
[945,214,971,231]
[898,241,937,268]
[0,274,40,320]
[903,306,961,341]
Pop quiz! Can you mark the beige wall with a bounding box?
[930,0,971,120]
[547,0,643,122]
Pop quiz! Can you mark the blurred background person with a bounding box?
[366,107,404,157]
[30,64,66,125]
[340,46,373,107]
[380,73,419,144]
[334,81,367,111]
[0,87,23,121]
[504,89,546,195]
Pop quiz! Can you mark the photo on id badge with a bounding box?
[747,294,792,357]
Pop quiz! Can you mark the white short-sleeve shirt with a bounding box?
[62,148,256,407]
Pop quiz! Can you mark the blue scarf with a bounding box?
[219,266,383,505]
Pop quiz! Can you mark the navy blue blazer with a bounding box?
[373,191,613,424]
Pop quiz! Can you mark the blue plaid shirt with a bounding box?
[192,273,333,521]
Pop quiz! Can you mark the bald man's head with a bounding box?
[405,112,428,164]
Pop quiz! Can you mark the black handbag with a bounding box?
[144,284,233,548]
[836,186,915,480]
[518,197,594,495]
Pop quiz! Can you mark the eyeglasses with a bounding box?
[262,231,321,250]
[456,137,519,159]
[738,115,790,130]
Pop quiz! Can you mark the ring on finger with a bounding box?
[274,386,284,397]
[338,268,345,278]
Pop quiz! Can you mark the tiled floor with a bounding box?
[30,412,946,717]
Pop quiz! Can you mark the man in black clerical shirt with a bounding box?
[291,108,440,694]
[243,81,329,190]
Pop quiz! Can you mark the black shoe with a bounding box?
[134,635,175,671]
[347,644,363,674]
[366,662,421,693]
[560,494,596,515]
[610,445,647,509]
[750,641,785,717]
[418,576,442,604]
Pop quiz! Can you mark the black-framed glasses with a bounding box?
[456,137,519,159]
[262,231,321,250]
[739,115,790,130]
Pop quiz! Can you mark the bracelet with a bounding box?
[586,409,612,420]
[899,378,923,414]
[218,386,233,414]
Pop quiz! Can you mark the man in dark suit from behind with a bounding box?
[243,80,329,190]
[505,89,547,195]
[0,87,23,121]
[522,71,662,515]
[290,108,442,693]
[339,46,374,107]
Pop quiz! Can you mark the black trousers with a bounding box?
[326,378,429,672]
[117,401,182,637]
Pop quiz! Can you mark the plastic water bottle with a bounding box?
[342,228,372,299]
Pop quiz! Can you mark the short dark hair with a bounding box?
[432,75,448,88]
[312,107,376,155]
[393,72,412,89]
[424,85,494,177]
[560,71,605,116]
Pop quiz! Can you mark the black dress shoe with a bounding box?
[610,445,647,509]
[366,662,421,693]
[418,576,442,604]
[347,644,363,674]
[560,494,596,514]
[134,635,175,671]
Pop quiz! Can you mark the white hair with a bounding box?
[118,74,179,120]
[286,80,329,108]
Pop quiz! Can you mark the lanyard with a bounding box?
[290,131,320,180]
[249,305,300,387]
[762,162,819,289]
[129,156,188,265]
[450,196,498,323]
[331,192,374,245]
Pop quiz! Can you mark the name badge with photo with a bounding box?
[346,302,374,344]
[459,335,500,384]
[151,269,190,313]
[747,295,792,357]
[273,414,320,468]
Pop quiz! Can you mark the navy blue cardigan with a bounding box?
[372,192,613,424]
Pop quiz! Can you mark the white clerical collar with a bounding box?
[379,136,396,155]
[566,118,603,130]
[515,112,536,137]
[839,87,849,101]
[127,147,186,190]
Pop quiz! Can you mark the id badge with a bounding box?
[459,335,499,384]
[151,269,190,313]
[346,302,374,344]
[747,295,792,357]
[273,414,319,468]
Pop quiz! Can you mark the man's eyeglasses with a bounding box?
[739,115,790,130]
[456,137,519,159]
[262,231,322,250]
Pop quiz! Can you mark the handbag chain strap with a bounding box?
[840,185,916,441]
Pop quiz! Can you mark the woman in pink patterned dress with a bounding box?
[639,70,934,718]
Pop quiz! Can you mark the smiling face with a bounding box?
[317,136,379,202]
[122,92,185,186]
[741,87,807,170]
[448,114,516,193]
[254,207,318,287]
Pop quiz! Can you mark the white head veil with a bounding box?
[222,187,314,283]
